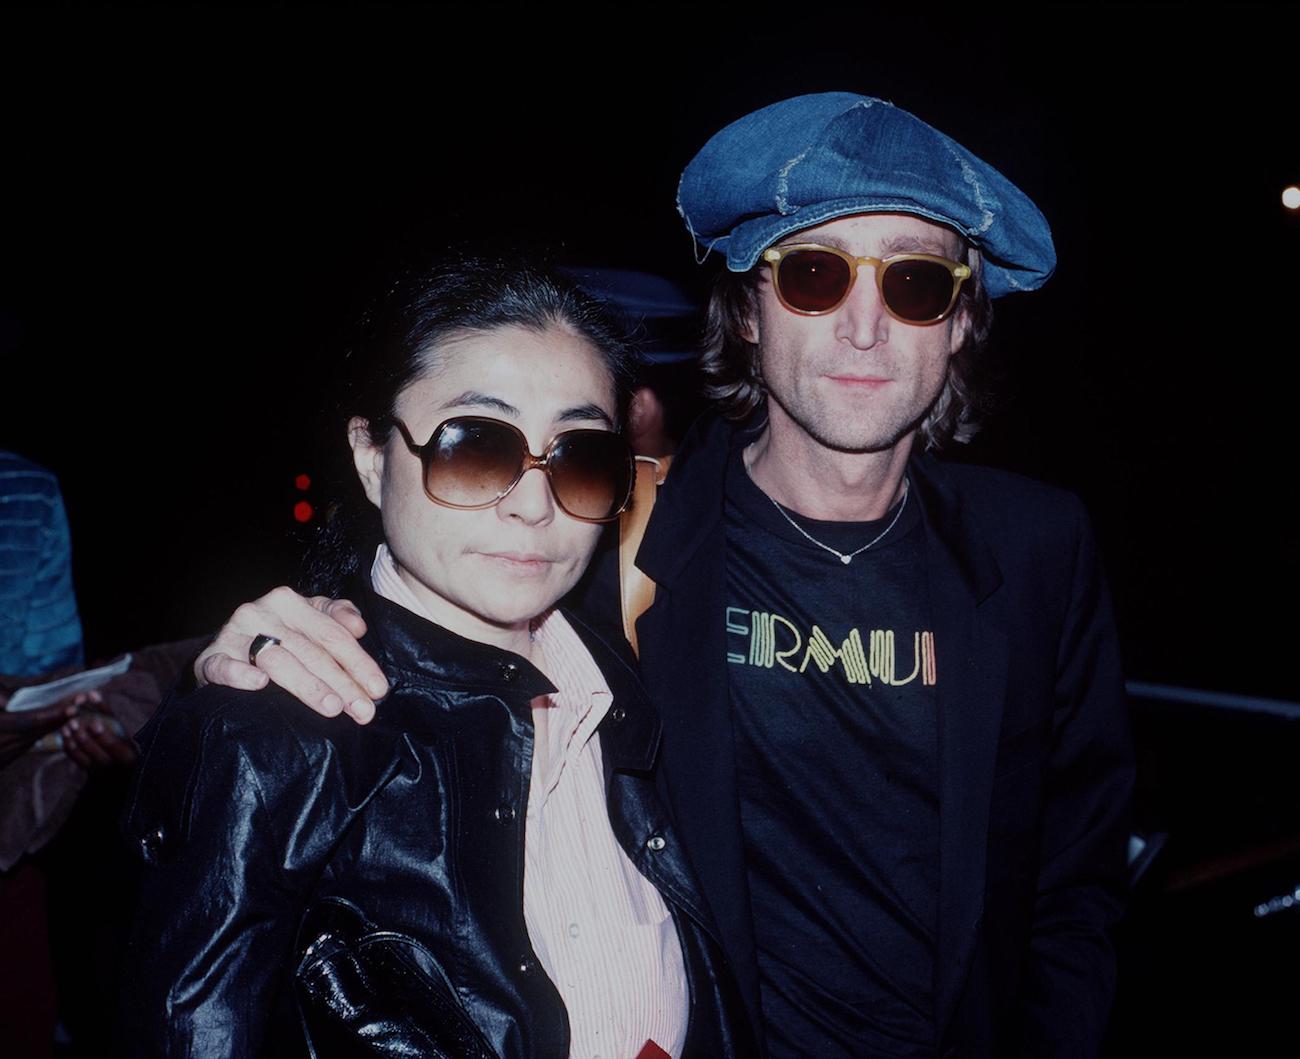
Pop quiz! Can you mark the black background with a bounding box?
[4,4,1298,703]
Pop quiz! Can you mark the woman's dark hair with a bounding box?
[700,244,995,449]
[300,250,637,597]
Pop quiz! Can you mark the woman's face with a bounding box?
[350,322,618,648]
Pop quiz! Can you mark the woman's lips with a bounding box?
[478,552,555,574]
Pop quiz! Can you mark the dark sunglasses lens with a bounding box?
[880,259,957,322]
[777,250,853,312]
[548,432,633,521]
[425,419,523,506]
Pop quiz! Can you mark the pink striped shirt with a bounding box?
[371,546,689,1059]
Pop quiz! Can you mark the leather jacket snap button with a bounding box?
[609,706,627,724]
[499,662,520,682]
[645,834,666,852]
[518,956,535,975]
[138,825,166,863]
[495,803,516,824]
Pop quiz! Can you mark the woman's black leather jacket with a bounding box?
[121,586,752,1058]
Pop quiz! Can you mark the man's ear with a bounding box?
[348,417,385,509]
[950,247,979,354]
[741,306,760,346]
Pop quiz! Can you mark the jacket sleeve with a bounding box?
[121,694,316,1057]
[1019,508,1134,1058]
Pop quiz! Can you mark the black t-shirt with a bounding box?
[724,447,940,1058]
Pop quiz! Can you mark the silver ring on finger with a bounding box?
[248,634,283,666]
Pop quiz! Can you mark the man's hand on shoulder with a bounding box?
[195,586,389,724]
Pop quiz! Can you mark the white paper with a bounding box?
[6,654,133,712]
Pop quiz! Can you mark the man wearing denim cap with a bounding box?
[630,93,1132,1059]
[198,93,1133,1058]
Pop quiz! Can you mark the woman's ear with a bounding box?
[348,417,385,509]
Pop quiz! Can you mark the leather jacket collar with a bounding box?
[356,579,662,774]
[359,583,556,701]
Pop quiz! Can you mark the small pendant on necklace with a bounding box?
[840,554,853,565]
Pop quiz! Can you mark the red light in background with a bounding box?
[295,473,312,490]
[293,500,314,523]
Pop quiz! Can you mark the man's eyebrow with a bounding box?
[438,391,520,416]
[877,234,958,257]
[780,233,957,257]
[557,403,615,429]
[778,233,852,251]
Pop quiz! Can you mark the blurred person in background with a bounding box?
[1,450,203,1057]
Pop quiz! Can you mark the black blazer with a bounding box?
[577,414,1134,1059]
[121,585,754,1058]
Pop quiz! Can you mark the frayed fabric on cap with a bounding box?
[676,92,1055,299]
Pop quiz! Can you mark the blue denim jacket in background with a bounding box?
[0,450,84,677]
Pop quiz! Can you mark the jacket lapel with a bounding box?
[911,456,1009,1032]
[633,416,766,1031]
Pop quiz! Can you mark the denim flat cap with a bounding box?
[677,92,1055,298]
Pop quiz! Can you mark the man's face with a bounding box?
[746,212,971,455]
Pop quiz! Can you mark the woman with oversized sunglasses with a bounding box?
[121,252,750,1059]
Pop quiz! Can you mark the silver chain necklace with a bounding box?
[762,481,909,565]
